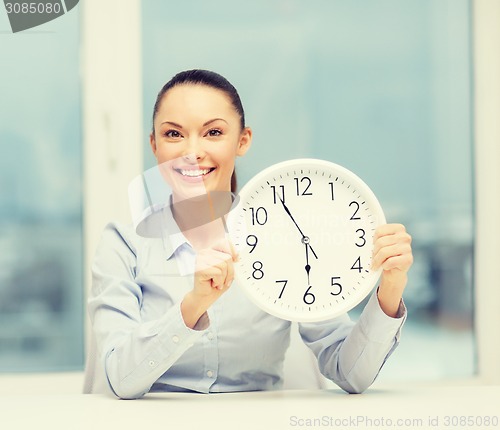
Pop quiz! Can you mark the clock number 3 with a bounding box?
[355,228,366,247]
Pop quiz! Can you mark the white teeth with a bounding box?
[179,168,212,177]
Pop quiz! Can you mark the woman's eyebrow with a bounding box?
[203,118,228,126]
[160,118,228,128]
[160,121,183,128]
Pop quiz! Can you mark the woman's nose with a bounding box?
[182,138,205,162]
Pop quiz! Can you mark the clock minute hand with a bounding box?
[277,194,318,259]
[278,194,306,237]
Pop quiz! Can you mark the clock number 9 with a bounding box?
[303,286,315,305]
[246,235,258,253]
[252,261,264,280]
[250,207,268,225]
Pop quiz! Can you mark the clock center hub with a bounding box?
[301,236,310,245]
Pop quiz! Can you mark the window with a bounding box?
[0,8,83,371]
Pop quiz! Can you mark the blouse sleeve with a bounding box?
[88,223,208,399]
[298,289,406,393]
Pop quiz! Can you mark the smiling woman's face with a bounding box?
[150,84,251,201]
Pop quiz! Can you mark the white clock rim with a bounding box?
[228,158,386,323]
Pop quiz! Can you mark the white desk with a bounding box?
[1,385,499,430]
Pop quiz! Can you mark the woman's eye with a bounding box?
[165,130,182,138]
[207,129,222,137]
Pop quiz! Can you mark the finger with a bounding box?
[229,240,239,262]
[208,252,236,290]
[225,257,235,288]
[373,223,407,242]
[372,242,413,271]
[372,228,412,263]
[379,252,414,272]
[212,238,239,261]
[196,265,225,291]
[202,250,234,289]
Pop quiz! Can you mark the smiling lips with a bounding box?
[174,166,216,181]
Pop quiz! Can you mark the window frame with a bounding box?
[81,0,144,353]
[472,0,500,386]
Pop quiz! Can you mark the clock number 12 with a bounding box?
[294,177,313,196]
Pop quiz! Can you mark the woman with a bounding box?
[88,69,413,399]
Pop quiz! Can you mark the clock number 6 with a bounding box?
[303,286,315,305]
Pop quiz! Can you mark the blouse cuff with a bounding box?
[358,289,407,344]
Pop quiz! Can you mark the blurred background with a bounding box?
[0,0,498,387]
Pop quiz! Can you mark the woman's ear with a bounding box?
[149,132,157,156]
[236,127,252,157]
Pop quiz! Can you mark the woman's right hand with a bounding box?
[181,239,238,329]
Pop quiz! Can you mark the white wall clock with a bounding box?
[227,158,386,322]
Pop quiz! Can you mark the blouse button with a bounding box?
[172,335,179,343]
[207,332,214,340]
[206,370,213,378]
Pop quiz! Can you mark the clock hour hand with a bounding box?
[277,194,318,259]
[305,242,311,284]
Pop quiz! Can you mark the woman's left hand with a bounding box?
[372,223,413,317]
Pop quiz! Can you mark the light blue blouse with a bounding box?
[88,216,406,399]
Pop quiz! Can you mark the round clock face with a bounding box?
[227,158,386,322]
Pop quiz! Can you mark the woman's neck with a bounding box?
[171,190,233,250]
[182,218,228,251]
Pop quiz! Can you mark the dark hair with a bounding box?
[151,69,245,192]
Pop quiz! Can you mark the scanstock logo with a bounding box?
[3,0,79,33]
